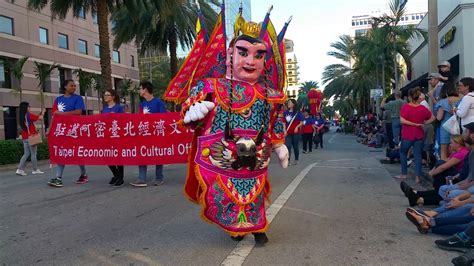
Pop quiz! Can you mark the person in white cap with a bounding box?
[438,61,453,82]
[428,73,444,109]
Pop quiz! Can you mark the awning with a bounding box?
[400,72,429,97]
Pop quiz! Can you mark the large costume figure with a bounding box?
[308,88,323,115]
[164,4,291,244]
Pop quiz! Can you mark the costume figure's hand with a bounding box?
[183,101,215,124]
[273,144,289,169]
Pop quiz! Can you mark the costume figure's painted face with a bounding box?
[230,39,267,84]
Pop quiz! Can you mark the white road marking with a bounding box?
[328,134,337,143]
[326,158,355,162]
[221,163,318,266]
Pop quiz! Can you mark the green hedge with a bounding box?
[0,139,49,165]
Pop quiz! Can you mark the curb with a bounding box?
[0,160,51,171]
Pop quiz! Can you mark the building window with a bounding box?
[78,39,88,54]
[3,106,17,139]
[0,58,12,88]
[352,21,355,26]
[76,7,86,19]
[356,21,359,26]
[58,68,66,92]
[94,44,100,58]
[58,33,69,49]
[39,27,49,44]
[92,12,98,24]
[405,16,408,20]
[412,15,415,20]
[420,14,424,19]
[112,50,120,63]
[0,15,14,35]
[416,15,420,19]
[130,55,135,67]
[401,17,405,21]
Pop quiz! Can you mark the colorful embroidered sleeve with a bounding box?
[270,104,285,145]
[180,80,209,117]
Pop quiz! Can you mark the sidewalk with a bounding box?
[0,160,51,171]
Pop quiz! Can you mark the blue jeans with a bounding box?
[56,165,86,178]
[18,140,38,171]
[138,165,164,182]
[285,134,300,161]
[400,139,424,176]
[431,217,474,235]
[433,203,474,218]
[391,118,401,145]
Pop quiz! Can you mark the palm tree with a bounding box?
[299,81,319,93]
[33,61,59,135]
[112,0,218,77]
[27,0,123,91]
[74,69,96,114]
[6,56,29,101]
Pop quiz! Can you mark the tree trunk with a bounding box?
[169,29,178,77]
[169,29,178,111]
[97,0,112,91]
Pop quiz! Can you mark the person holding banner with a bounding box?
[102,89,125,187]
[16,102,45,176]
[48,79,88,188]
[178,8,290,244]
[130,81,167,188]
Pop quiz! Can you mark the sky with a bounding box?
[251,0,427,89]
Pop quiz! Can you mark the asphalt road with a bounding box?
[0,132,454,265]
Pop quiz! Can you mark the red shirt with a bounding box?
[450,147,470,172]
[21,113,39,140]
[400,104,431,141]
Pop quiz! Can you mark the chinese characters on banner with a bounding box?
[48,112,193,165]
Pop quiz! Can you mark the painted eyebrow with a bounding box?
[236,46,248,52]
[256,50,267,54]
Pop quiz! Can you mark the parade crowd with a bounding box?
[350,61,474,265]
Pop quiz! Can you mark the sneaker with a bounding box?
[452,250,474,266]
[302,150,307,154]
[292,160,298,165]
[32,169,44,175]
[407,159,413,167]
[109,176,118,185]
[75,175,88,184]
[407,189,420,207]
[253,232,269,245]
[154,180,165,186]
[113,179,124,187]
[48,177,63,188]
[435,234,474,253]
[130,180,147,187]
[400,181,411,197]
[16,169,27,176]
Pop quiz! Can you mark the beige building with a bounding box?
[284,39,299,99]
[0,1,140,140]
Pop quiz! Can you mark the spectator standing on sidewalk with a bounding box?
[48,80,88,188]
[16,102,45,176]
[130,81,167,187]
[381,91,405,146]
[301,109,316,154]
[454,77,474,127]
[395,87,435,183]
[435,82,462,160]
[438,61,454,83]
[102,89,125,187]
[284,99,304,165]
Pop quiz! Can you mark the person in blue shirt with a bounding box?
[102,89,125,187]
[314,113,327,149]
[284,99,304,165]
[130,81,167,187]
[48,79,88,188]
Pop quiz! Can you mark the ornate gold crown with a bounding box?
[233,16,262,39]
